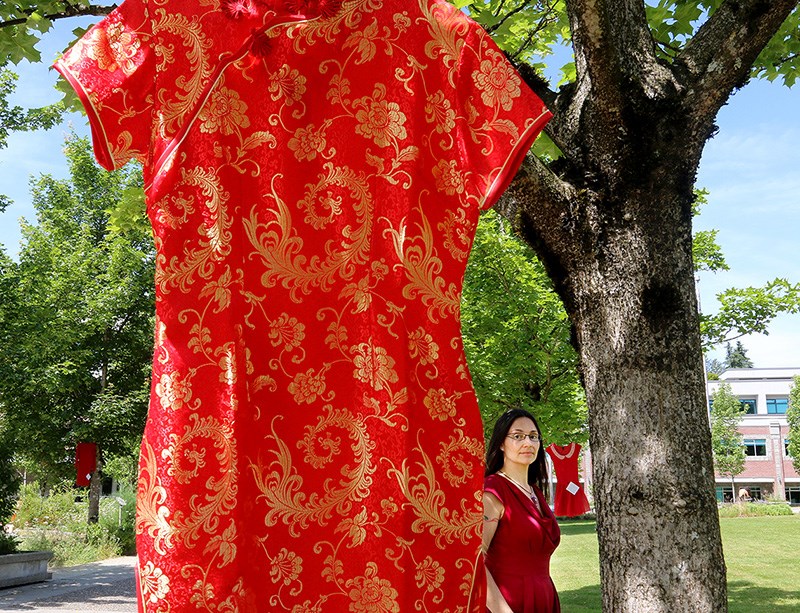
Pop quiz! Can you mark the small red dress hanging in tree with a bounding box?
[545,443,591,517]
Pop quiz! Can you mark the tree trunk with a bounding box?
[573,194,726,612]
[87,453,102,524]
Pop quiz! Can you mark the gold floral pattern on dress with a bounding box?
[288,368,328,404]
[198,85,251,135]
[423,387,457,421]
[271,548,303,585]
[414,556,445,592]
[473,48,521,111]
[407,327,439,366]
[347,563,400,613]
[156,369,194,411]
[432,159,465,195]
[268,64,308,106]
[354,84,408,147]
[86,21,141,75]
[288,124,328,161]
[269,313,306,351]
[424,91,456,134]
[352,342,399,391]
[140,561,171,603]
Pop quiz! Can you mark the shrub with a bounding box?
[718,501,794,517]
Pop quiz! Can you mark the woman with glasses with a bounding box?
[483,408,561,613]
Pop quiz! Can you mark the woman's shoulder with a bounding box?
[484,472,509,500]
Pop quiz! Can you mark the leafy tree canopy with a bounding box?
[462,210,587,444]
[0,135,154,484]
[724,341,754,369]
[786,376,800,473]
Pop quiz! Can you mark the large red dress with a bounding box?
[484,474,561,613]
[56,1,550,611]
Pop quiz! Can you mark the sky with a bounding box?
[1,16,799,368]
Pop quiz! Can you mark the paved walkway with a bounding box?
[0,557,136,613]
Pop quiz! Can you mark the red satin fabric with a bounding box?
[75,442,97,487]
[56,1,550,610]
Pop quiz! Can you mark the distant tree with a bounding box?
[0,136,154,523]
[787,376,800,474]
[705,358,725,378]
[725,341,754,369]
[709,383,746,499]
[462,210,587,444]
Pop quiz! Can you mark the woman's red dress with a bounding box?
[484,474,561,613]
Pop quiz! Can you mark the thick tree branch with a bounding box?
[495,153,582,307]
[564,0,673,114]
[0,3,115,30]
[678,0,799,124]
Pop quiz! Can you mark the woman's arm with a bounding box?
[483,491,514,613]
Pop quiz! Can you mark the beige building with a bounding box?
[707,368,799,503]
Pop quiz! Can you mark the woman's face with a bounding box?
[500,416,540,467]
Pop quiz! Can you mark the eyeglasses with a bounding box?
[506,433,543,443]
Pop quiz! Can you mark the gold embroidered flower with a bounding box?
[336,507,369,548]
[269,313,306,351]
[473,50,521,111]
[271,548,303,585]
[156,371,192,411]
[352,342,399,391]
[140,561,170,603]
[354,85,407,148]
[432,159,465,196]
[218,345,238,386]
[288,124,327,161]
[414,556,445,592]
[268,64,307,105]
[348,563,400,613]
[199,86,251,135]
[423,388,457,421]
[87,22,141,75]
[407,328,439,365]
[288,368,327,404]
[424,91,456,134]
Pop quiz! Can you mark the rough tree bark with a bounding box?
[497,1,799,611]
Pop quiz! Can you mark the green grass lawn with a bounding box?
[550,515,800,612]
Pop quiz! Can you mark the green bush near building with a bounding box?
[718,501,794,517]
[552,515,800,612]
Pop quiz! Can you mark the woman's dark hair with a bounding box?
[485,408,549,496]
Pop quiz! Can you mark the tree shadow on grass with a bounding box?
[558,580,800,612]
[558,584,601,612]
[727,580,800,613]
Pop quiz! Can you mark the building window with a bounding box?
[766,397,788,414]
[787,439,792,457]
[743,439,767,457]
[748,486,762,500]
[787,487,800,505]
[739,398,757,415]
[716,486,733,503]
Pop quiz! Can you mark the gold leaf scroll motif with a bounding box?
[420,0,468,88]
[384,207,460,323]
[155,166,232,294]
[151,9,213,139]
[387,438,481,549]
[243,165,373,300]
[251,410,375,536]
[137,438,175,556]
[165,413,238,555]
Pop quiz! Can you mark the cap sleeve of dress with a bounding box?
[456,23,551,210]
[54,0,154,171]
[484,473,507,504]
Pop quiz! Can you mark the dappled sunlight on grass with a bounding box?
[549,515,800,612]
